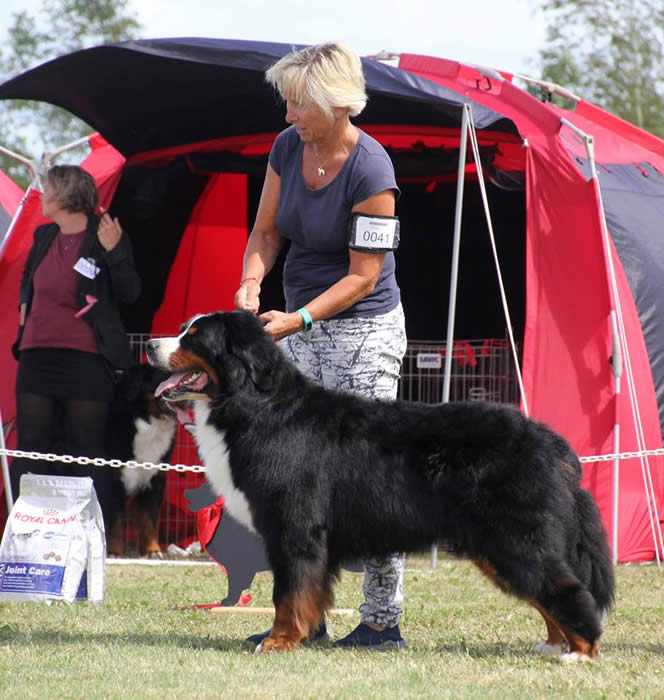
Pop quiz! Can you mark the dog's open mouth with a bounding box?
[155,370,210,425]
[155,369,209,399]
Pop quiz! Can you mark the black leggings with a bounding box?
[10,392,113,525]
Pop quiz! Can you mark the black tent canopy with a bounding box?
[0,38,516,157]
[0,38,527,343]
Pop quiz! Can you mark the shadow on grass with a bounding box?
[4,627,662,658]
[0,627,251,653]
[431,640,664,659]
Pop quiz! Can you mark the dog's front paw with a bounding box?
[256,636,299,653]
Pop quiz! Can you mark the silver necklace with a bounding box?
[313,146,331,176]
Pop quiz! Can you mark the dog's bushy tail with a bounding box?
[573,487,616,620]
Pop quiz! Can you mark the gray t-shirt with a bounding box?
[269,125,401,318]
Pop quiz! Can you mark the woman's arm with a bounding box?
[102,233,142,304]
[97,212,142,304]
[260,189,395,341]
[235,164,285,313]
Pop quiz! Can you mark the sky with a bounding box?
[0,0,547,77]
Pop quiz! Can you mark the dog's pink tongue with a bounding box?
[155,371,190,397]
[174,406,194,425]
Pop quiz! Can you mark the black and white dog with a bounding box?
[106,364,177,557]
[146,311,614,658]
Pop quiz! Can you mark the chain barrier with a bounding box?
[1,446,664,473]
[0,447,205,473]
[579,449,664,464]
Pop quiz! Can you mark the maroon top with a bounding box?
[20,231,99,353]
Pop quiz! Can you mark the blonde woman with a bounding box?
[235,42,407,650]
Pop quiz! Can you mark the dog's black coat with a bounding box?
[147,311,614,654]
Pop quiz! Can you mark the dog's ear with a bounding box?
[222,311,278,392]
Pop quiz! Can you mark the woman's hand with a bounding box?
[235,278,261,314]
[259,309,303,342]
[97,207,123,251]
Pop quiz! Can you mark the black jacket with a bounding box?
[18,214,141,370]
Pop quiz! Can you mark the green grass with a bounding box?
[1,556,663,698]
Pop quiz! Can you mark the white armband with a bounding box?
[347,212,400,253]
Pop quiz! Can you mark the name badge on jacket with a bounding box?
[74,257,100,279]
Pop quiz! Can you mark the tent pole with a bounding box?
[465,107,528,415]
[0,144,38,257]
[609,310,622,565]
[562,118,664,565]
[0,407,13,514]
[432,102,469,570]
[561,119,623,564]
[442,102,470,405]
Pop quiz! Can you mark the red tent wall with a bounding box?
[151,173,247,334]
[398,53,664,561]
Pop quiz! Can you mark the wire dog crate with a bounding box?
[399,338,520,405]
[119,334,520,554]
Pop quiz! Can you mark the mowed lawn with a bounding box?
[1,555,663,699]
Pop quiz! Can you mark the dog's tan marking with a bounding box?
[258,584,333,653]
[107,520,125,556]
[133,505,161,556]
[475,560,598,659]
[559,459,576,475]
[530,601,567,649]
[259,595,308,652]
[528,598,597,659]
[167,348,219,395]
[473,559,514,595]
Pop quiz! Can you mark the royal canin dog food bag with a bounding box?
[0,474,105,603]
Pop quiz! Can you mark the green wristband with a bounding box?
[297,307,313,332]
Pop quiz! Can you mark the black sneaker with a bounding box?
[245,621,329,646]
[334,623,408,650]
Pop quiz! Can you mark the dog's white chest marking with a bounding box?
[194,403,256,533]
[121,415,176,495]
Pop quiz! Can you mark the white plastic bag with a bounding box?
[0,473,105,603]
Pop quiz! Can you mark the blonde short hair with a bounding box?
[265,41,367,121]
[46,165,98,216]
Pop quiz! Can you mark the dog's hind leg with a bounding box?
[258,560,333,653]
[532,606,567,656]
[533,572,602,661]
[475,559,601,660]
[106,517,125,556]
[135,508,161,557]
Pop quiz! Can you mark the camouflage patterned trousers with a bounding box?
[280,303,407,628]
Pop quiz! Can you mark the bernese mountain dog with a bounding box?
[146,311,614,658]
[105,364,177,557]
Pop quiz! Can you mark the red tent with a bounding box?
[0,168,22,242]
[1,39,663,561]
[0,167,26,513]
